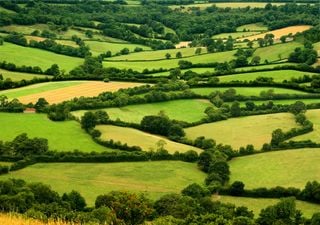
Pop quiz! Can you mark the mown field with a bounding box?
[72,99,213,123]
[97,125,202,153]
[0,213,71,225]
[0,161,206,204]
[0,42,83,71]
[190,87,309,96]
[103,50,236,71]
[0,113,112,152]
[169,2,286,10]
[236,23,268,32]
[85,40,151,56]
[212,31,261,40]
[185,113,298,149]
[0,68,50,81]
[239,25,312,41]
[219,69,315,82]
[229,148,320,189]
[0,81,144,104]
[108,47,207,61]
[214,196,320,218]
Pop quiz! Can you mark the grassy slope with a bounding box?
[0,42,83,71]
[96,125,202,153]
[190,87,309,96]
[236,23,268,32]
[245,99,320,106]
[0,81,85,99]
[103,50,236,72]
[0,113,112,152]
[229,148,320,189]
[0,69,50,81]
[219,70,316,82]
[214,196,320,218]
[108,47,207,61]
[169,2,285,10]
[185,113,297,149]
[251,42,303,62]
[85,40,151,56]
[72,99,213,123]
[292,109,320,142]
[0,161,206,204]
[212,31,261,39]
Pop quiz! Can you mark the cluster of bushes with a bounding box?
[0,96,24,112]
[288,41,318,65]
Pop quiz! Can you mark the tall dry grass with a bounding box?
[0,213,76,225]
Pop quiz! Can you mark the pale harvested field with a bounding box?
[17,81,144,104]
[239,25,312,41]
[0,213,72,225]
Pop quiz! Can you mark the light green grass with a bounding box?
[212,32,261,40]
[0,69,50,81]
[0,24,50,34]
[185,113,298,149]
[191,87,309,96]
[72,99,213,123]
[236,23,268,32]
[0,113,113,152]
[291,109,320,142]
[245,99,320,106]
[214,195,320,218]
[234,63,297,72]
[85,40,151,56]
[0,6,16,14]
[109,47,207,61]
[0,42,83,71]
[0,81,85,99]
[0,161,206,204]
[0,162,12,166]
[229,148,320,189]
[251,42,303,62]
[219,70,316,82]
[169,2,285,10]
[97,125,201,153]
[103,50,236,71]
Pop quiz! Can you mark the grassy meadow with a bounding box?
[0,69,50,81]
[0,161,206,204]
[212,31,261,40]
[236,23,268,32]
[0,113,112,152]
[229,148,320,189]
[185,113,298,149]
[214,196,320,218]
[96,125,202,153]
[169,2,285,10]
[72,99,213,123]
[0,42,83,71]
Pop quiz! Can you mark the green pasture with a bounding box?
[0,42,83,71]
[229,148,320,189]
[108,47,207,61]
[103,50,236,71]
[0,6,16,14]
[251,41,303,63]
[72,99,213,123]
[0,113,112,152]
[185,113,297,149]
[0,161,206,204]
[190,87,310,96]
[169,2,285,10]
[215,195,320,218]
[85,40,151,56]
[97,125,202,153]
[212,32,261,40]
[218,70,316,82]
[0,69,50,81]
[236,23,268,32]
[238,99,320,107]
[0,81,85,99]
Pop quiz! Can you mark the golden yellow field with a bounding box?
[0,214,73,225]
[239,25,312,41]
[14,81,144,104]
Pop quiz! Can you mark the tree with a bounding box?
[34,98,49,113]
[257,38,265,47]
[289,101,306,115]
[271,128,285,146]
[120,48,130,55]
[230,181,245,196]
[280,35,287,43]
[195,48,202,55]
[311,213,320,225]
[165,53,171,59]
[176,51,182,58]
[247,41,253,48]
[62,190,86,211]
[94,110,109,124]
[0,37,3,45]
[81,112,97,130]
[140,115,172,136]
[230,101,241,117]
[181,183,210,199]
[45,64,60,76]
[208,160,230,183]
[250,56,261,65]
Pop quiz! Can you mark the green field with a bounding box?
[0,69,50,81]
[169,2,285,10]
[185,113,298,149]
[212,31,261,40]
[251,42,303,63]
[103,50,236,71]
[214,196,320,218]
[219,70,316,82]
[291,109,320,142]
[108,47,207,61]
[236,23,268,32]
[0,113,113,152]
[85,40,151,56]
[97,125,202,153]
[72,99,213,123]
[246,99,320,106]
[0,81,86,99]
[0,161,206,204]
[234,62,297,72]
[0,24,50,34]
[314,42,320,51]
[229,148,320,189]
[0,6,16,14]
[0,42,83,71]
[0,162,13,166]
